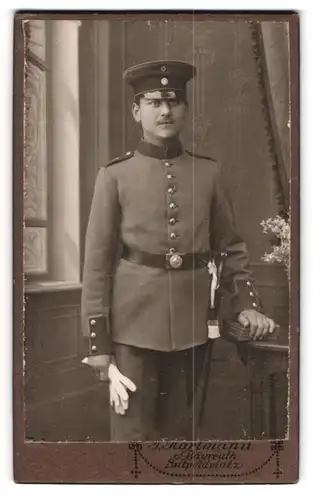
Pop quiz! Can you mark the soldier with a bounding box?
[81,60,275,441]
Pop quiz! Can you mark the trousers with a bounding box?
[110,341,209,441]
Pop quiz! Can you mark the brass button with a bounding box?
[170,232,177,239]
[90,332,96,339]
[168,187,176,195]
[169,202,176,209]
[249,291,254,297]
[90,319,96,326]
[246,281,252,286]
[164,161,172,167]
[166,174,174,180]
[252,302,258,308]
[91,345,97,352]
[169,218,176,225]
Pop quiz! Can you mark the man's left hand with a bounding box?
[237,310,276,340]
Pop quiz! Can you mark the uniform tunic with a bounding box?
[81,139,261,356]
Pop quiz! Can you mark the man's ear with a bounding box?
[132,102,141,123]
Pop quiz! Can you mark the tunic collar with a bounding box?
[137,138,183,159]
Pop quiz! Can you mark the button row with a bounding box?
[246,280,258,308]
[89,318,98,353]
[164,160,178,244]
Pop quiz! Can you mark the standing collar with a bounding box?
[137,138,183,159]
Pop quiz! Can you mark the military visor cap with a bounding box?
[123,60,196,98]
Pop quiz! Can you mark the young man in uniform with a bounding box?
[81,60,275,441]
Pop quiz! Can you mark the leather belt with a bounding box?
[121,245,210,270]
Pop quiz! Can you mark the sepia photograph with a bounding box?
[14,11,298,483]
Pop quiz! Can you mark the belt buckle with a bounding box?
[166,251,184,269]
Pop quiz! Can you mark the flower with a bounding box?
[260,215,290,272]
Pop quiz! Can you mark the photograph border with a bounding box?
[13,10,299,484]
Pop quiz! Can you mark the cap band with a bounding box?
[142,90,177,99]
[132,74,186,96]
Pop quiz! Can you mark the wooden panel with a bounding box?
[248,350,288,439]
[26,381,110,442]
[24,287,109,441]
[38,306,80,362]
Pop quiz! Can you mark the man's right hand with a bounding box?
[82,355,136,414]
[82,354,111,380]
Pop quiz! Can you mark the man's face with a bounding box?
[132,91,187,142]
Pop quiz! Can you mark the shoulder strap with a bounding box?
[185,148,216,162]
[106,150,134,167]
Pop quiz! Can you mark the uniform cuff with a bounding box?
[84,314,113,356]
[232,279,263,316]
